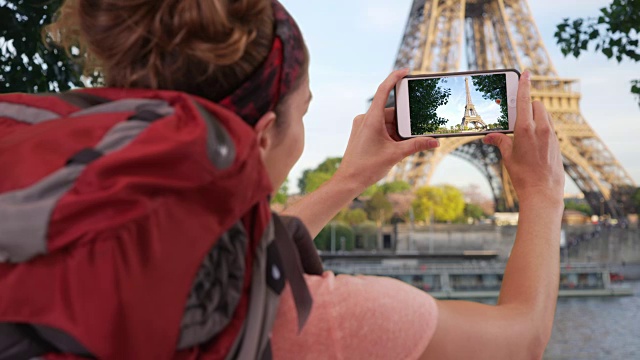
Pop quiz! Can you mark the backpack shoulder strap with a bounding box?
[55,92,110,109]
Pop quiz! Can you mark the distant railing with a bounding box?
[325,262,608,276]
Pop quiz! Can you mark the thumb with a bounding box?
[484,133,513,162]
[399,137,440,158]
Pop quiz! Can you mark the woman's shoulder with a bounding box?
[272,271,438,360]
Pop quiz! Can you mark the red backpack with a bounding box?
[0,89,311,359]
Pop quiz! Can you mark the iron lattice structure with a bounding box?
[386,0,636,217]
[461,77,486,129]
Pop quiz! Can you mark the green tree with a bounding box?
[297,169,311,194]
[361,184,380,197]
[409,78,452,135]
[335,208,368,226]
[303,171,332,193]
[471,74,508,129]
[353,221,378,250]
[298,157,384,197]
[412,187,436,223]
[272,178,289,205]
[554,0,640,106]
[380,180,411,194]
[632,187,640,213]
[564,199,593,215]
[0,1,87,93]
[298,157,341,194]
[364,191,393,224]
[314,221,355,251]
[413,185,465,223]
[463,203,485,221]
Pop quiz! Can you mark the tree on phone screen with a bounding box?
[471,74,509,129]
[409,78,451,135]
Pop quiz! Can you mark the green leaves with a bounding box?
[472,74,509,129]
[271,178,289,205]
[633,187,640,213]
[380,181,411,194]
[0,1,86,94]
[298,157,342,194]
[408,77,452,135]
[554,0,639,107]
[314,222,355,251]
[364,191,393,224]
[632,80,640,107]
[412,185,465,224]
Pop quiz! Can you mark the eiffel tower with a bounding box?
[461,77,486,129]
[385,0,636,217]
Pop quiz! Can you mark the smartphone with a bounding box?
[395,69,520,138]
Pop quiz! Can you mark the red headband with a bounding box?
[219,0,305,126]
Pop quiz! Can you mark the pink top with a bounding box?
[272,271,439,360]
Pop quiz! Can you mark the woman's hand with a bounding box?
[422,71,565,360]
[483,70,564,206]
[334,69,440,193]
[283,69,439,237]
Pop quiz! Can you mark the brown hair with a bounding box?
[45,0,298,103]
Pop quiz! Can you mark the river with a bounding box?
[544,281,640,359]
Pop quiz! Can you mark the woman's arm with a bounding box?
[286,69,563,359]
[422,70,565,359]
[281,175,362,238]
[283,69,439,237]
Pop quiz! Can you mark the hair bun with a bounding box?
[46,0,274,89]
[162,0,272,67]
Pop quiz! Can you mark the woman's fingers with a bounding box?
[384,107,403,141]
[370,69,409,112]
[483,133,513,164]
[398,137,439,158]
[384,107,395,124]
[515,70,533,133]
[532,101,551,130]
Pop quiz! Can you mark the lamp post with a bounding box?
[409,207,415,251]
[330,221,336,254]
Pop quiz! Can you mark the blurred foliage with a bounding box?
[360,184,380,197]
[297,157,398,197]
[0,0,89,93]
[353,221,378,250]
[380,180,411,194]
[565,199,594,215]
[413,185,465,223]
[554,0,640,106]
[298,157,341,194]
[463,203,486,221]
[335,208,368,226]
[271,178,289,205]
[365,190,393,224]
[314,221,354,251]
[632,187,640,213]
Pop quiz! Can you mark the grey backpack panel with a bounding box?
[178,221,249,349]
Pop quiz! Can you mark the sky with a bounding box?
[279,0,640,198]
[431,75,503,129]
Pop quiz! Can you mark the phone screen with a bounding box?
[396,70,519,138]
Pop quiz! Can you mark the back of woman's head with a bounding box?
[47,0,276,103]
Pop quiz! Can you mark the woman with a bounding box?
[22,0,565,358]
